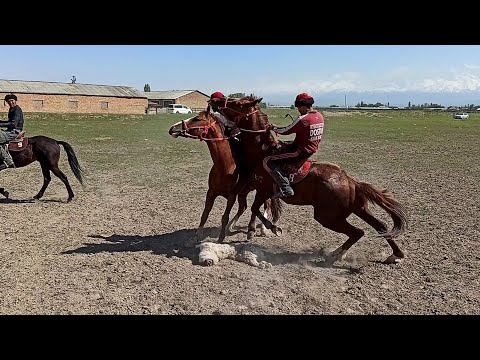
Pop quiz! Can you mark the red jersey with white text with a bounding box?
[275,110,324,154]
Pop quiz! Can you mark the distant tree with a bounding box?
[228,93,245,98]
[144,84,151,92]
[408,101,411,108]
[330,105,339,107]
[71,75,76,84]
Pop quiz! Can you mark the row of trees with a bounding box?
[144,85,480,110]
[350,101,479,109]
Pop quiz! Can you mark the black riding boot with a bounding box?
[270,166,294,199]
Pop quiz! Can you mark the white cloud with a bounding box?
[251,64,480,95]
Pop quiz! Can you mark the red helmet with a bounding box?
[294,92,314,107]
[210,92,225,99]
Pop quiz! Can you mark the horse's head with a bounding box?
[209,95,264,130]
[210,95,278,151]
[168,110,226,141]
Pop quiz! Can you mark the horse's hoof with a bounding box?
[383,254,403,264]
[3,191,9,199]
[247,231,255,240]
[271,226,283,236]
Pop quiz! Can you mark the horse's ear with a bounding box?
[256,98,263,105]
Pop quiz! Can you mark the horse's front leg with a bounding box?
[188,189,217,246]
[248,192,283,239]
[226,190,248,233]
[246,204,269,238]
[218,192,238,243]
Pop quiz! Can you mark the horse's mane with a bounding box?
[199,110,226,134]
[230,95,270,128]
[226,97,277,149]
[240,94,259,102]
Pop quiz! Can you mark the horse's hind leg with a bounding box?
[33,165,52,201]
[50,165,75,202]
[314,207,364,266]
[354,207,404,264]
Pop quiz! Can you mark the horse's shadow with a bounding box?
[62,227,363,272]
[62,227,215,265]
[0,197,65,204]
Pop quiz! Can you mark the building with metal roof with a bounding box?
[1,79,148,115]
[144,90,209,113]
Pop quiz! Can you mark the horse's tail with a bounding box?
[57,141,84,185]
[354,179,407,238]
[265,197,283,224]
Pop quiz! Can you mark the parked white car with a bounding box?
[166,104,193,114]
[453,112,469,120]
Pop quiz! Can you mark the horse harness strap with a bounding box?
[218,107,268,134]
[181,119,231,142]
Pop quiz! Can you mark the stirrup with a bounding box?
[271,189,294,200]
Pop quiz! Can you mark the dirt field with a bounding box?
[0,111,478,315]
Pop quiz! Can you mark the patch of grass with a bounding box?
[21,110,480,188]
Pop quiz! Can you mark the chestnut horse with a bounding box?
[168,115,282,244]
[208,95,408,265]
[1,133,84,202]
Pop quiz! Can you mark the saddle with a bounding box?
[282,161,312,184]
[268,140,313,185]
[7,131,29,152]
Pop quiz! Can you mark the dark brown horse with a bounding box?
[1,133,84,202]
[208,95,408,265]
[168,116,281,244]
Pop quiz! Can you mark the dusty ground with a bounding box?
[0,139,478,315]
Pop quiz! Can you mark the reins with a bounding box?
[180,118,231,142]
[218,104,268,133]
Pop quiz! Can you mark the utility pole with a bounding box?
[345,94,347,108]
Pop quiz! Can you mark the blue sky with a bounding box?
[2,45,480,107]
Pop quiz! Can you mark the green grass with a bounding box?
[20,109,480,188]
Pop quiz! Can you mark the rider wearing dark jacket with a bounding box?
[208,92,246,174]
[0,93,24,170]
[264,92,324,199]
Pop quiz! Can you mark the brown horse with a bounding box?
[208,95,408,265]
[168,115,281,244]
[1,132,84,202]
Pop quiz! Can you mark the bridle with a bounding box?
[216,98,268,134]
[179,116,231,142]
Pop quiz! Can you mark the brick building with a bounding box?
[0,79,148,115]
[144,90,210,113]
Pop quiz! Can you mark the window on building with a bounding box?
[68,100,79,109]
[101,101,109,110]
[33,100,44,110]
